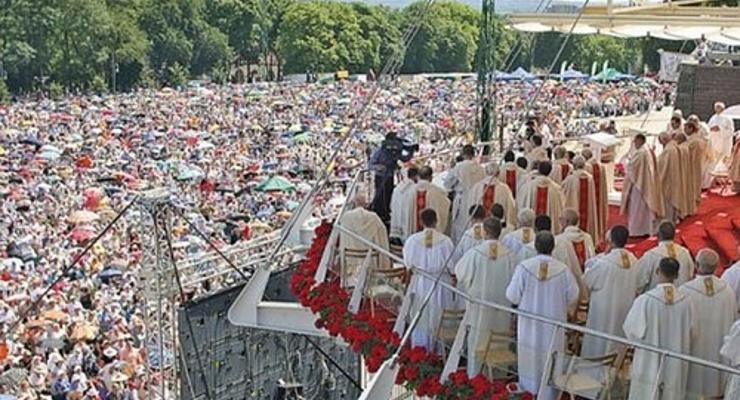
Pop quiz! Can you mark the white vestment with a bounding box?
[623,283,695,400]
[518,175,565,233]
[499,162,527,199]
[506,255,579,399]
[389,178,415,239]
[720,320,740,399]
[401,180,451,241]
[466,176,517,226]
[403,228,458,351]
[581,249,640,357]
[679,276,737,398]
[707,113,735,164]
[501,227,535,254]
[444,160,485,243]
[721,261,740,316]
[549,159,572,185]
[454,240,516,375]
[451,223,485,266]
[338,208,391,284]
[553,226,595,302]
[637,240,695,292]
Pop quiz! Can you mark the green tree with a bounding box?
[0,80,10,103]
[349,3,402,73]
[571,35,641,73]
[204,0,260,67]
[401,1,481,73]
[278,1,372,74]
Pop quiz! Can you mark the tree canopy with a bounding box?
[0,0,689,95]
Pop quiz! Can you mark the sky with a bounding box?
[347,0,649,13]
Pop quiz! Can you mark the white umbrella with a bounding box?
[722,104,740,120]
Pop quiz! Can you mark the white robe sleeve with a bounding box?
[453,252,476,293]
[506,265,525,305]
[623,295,648,340]
[565,269,580,306]
[583,262,604,293]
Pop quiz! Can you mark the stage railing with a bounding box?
[331,223,740,399]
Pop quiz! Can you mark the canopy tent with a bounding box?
[508,0,740,46]
[722,104,740,120]
[509,67,536,81]
[558,68,590,80]
[254,175,296,192]
[591,68,635,82]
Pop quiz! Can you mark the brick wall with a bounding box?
[675,64,740,121]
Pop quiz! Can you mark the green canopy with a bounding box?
[255,175,295,192]
[291,133,311,144]
[591,68,625,82]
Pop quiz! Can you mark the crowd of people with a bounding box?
[341,103,740,399]
[0,76,677,399]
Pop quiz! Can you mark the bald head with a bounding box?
[562,208,579,228]
[518,208,535,228]
[352,193,368,209]
[696,249,719,275]
[419,166,433,181]
[572,155,586,169]
[658,131,671,145]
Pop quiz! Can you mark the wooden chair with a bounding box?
[476,330,517,379]
[389,242,404,262]
[549,351,620,400]
[340,247,378,288]
[566,301,590,355]
[366,267,408,317]
[434,309,465,358]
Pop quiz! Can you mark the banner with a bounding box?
[659,50,691,82]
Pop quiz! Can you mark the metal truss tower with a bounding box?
[138,189,180,400]
[476,0,498,155]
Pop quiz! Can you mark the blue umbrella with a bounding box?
[510,67,536,81]
[99,268,123,279]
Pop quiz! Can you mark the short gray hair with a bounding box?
[696,248,719,273]
[517,208,535,227]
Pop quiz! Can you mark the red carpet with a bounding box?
[607,192,740,275]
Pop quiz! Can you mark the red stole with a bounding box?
[535,186,548,215]
[560,163,571,180]
[578,176,589,232]
[506,170,517,198]
[482,184,496,215]
[415,191,427,232]
[572,240,587,271]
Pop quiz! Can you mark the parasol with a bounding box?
[0,368,26,387]
[70,323,98,342]
[69,225,96,242]
[41,309,67,321]
[68,210,100,224]
[99,268,123,280]
[254,175,295,192]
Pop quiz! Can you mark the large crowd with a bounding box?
[0,78,668,399]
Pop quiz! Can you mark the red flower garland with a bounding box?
[290,221,533,399]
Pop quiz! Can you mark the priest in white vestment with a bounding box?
[582,149,608,244]
[620,134,664,237]
[674,133,697,216]
[501,208,536,254]
[553,208,594,304]
[451,205,486,265]
[491,204,514,238]
[549,146,572,185]
[466,163,517,225]
[561,156,599,242]
[454,217,516,375]
[518,161,565,233]
[582,225,640,357]
[400,166,451,241]
[721,253,740,315]
[499,151,527,198]
[623,257,696,400]
[657,132,688,222]
[685,122,709,204]
[513,215,552,266]
[506,232,580,399]
[707,102,735,167]
[389,167,419,240]
[720,319,740,399]
[679,249,737,399]
[525,135,549,170]
[403,209,458,352]
[637,221,695,293]
[338,194,391,284]
[444,145,485,243]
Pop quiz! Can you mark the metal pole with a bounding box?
[153,209,167,400]
[650,353,667,400]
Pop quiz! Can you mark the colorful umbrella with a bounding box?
[68,210,100,224]
[254,176,296,192]
[69,225,96,242]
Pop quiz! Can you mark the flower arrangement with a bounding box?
[290,221,532,399]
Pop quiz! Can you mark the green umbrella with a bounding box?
[291,133,311,144]
[254,175,296,192]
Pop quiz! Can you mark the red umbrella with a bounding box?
[69,225,96,242]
